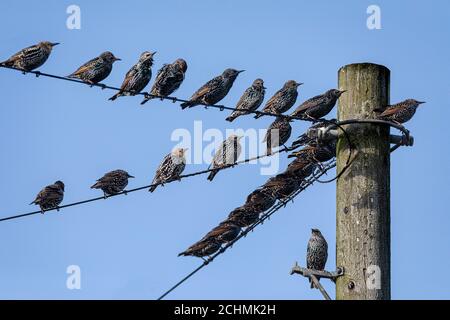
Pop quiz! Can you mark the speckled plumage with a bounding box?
[227,205,260,227]
[207,135,242,181]
[68,51,120,84]
[254,80,301,119]
[109,51,156,101]
[203,221,241,244]
[91,169,134,197]
[285,158,317,180]
[1,41,59,71]
[141,58,187,105]
[263,116,292,155]
[263,172,301,201]
[149,148,187,192]
[178,238,221,258]
[375,99,425,124]
[226,79,265,122]
[291,89,345,120]
[30,180,65,213]
[180,68,244,109]
[307,229,328,288]
[244,188,276,214]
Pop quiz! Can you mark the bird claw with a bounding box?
[35,71,41,78]
[123,190,128,195]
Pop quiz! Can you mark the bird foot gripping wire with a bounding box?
[290,261,344,300]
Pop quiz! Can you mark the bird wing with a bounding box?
[378,105,402,117]
[293,94,326,114]
[119,64,139,91]
[190,76,222,101]
[69,57,101,76]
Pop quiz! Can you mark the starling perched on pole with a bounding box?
[254,80,302,119]
[262,172,301,201]
[178,238,221,259]
[207,135,243,181]
[68,51,121,84]
[263,116,292,156]
[226,79,266,122]
[149,148,188,192]
[291,89,345,120]
[91,169,134,197]
[307,228,328,289]
[109,51,156,101]
[1,41,59,71]
[140,58,188,105]
[227,205,260,227]
[375,99,426,124]
[29,181,65,213]
[180,68,244,109]
[202,221,241,244]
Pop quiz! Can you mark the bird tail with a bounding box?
[148,184,158,192]
[1,59,14,67]
[140,96,155,105]
[207,170,218,181]
[109,93,120,101]
[310,277,319,289]
[254,113,263,119]
[225,115,236,122]
[29,200,36,205]
[266,147,273,156]
[180,101,194,109]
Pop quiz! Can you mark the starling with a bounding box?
[244,187,276,214]
[375,99,426,124]
[307,228,328,289]
[91,169,134,197]
[178,238,221,259]
[291,89,345,120]
[68,51,121,84]
[254,80,302,119]
[226,79,266,122]
[291,119,337,148]
[227,205,260,227]
[30,180,65,213]
[149,148,187,192]
[140,58,188,105]
[263,116,292,156]
[288,141,336,163]
[285,157,317,180]
[207,135,243,181]
[1,41,59,71]
[263,172,301,201]
[109,51,156,101]
[203,221,241,244]
[180,68,244,109]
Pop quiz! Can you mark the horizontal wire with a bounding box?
[0,64,303,120]
[156,160,336,300]
[0,145,294,223]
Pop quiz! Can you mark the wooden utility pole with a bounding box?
[336,63,391,300]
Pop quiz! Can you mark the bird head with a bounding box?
[125,171,135,179]
[252,78,266,89]
[140,51,156,63]
[285,80,303,89]
[229,134,243,142]
[407,99,426,106]
[223,68,245,79]
[328,89,346,97]
[40,41,60,51]
[54,180,65,191]
[172,147,188,158]
[174,59,188,73]
[101,51,121,63]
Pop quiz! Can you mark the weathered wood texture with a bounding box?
[336,63,391,300]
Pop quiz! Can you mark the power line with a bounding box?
[0,64,304,120]
[0,146,294,223]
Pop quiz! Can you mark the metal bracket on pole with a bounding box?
[290,262,344,300]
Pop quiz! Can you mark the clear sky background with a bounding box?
[0,0,449,299]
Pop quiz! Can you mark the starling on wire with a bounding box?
[140,58,188,105]
[178,238,221,259]
[30,180,65,214]
[149,148,188,192]
[291,89,345,120]
[244,188,276,214]
[375,99,426,124]
[180,68,244,109]
[91,169,134,198]
[285,157,317,180]
[227,205,260,227]
[1,41,59,71]
[226,79,266,122]
[207,135,243,181]
[291,119,337,148]
[288,141,336,163]
[68,51,121,84]
[307,228,328,289]
[263,172,301,201]
[254,80,302,119]
[109,51,156,101]
[203,221,241,244]
[263,116,292,156]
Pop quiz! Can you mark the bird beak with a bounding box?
[238,70,245,73]
[296,82,304,87]
[128,175,135,178]
[114,57,121,61]
[263,86,267,89]
[339,90,347,94]
[51,42,60,46]
[418,101,426,105]
[152,51,157,56]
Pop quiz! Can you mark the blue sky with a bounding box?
[0,0,449,299]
